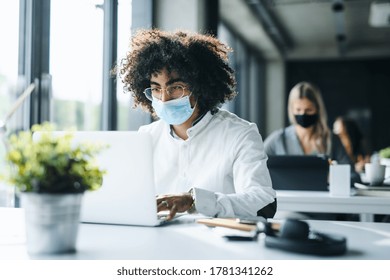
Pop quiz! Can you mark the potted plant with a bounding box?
[1,122,106,255]
[379,147,390,181]
[379,147,390,164]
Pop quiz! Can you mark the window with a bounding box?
[6,0,152,133]
[50,0,104,130]
[116,0,152,131]
[0,0,19,207]
[0,1,19,126]
[116,0,136,130]
[49,0,150,131]
[2,0,152,208]
[218,22,266,133]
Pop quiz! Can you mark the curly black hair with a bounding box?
[118,29,237,116]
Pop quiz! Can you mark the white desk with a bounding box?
[276,190,390,222]
[1,207,390,260]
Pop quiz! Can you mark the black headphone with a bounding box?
[264,219,347,256]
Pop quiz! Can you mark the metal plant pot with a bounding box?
[20,193,83,255]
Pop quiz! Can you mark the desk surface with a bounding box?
[1,207,390,260]
[277,190,390,216]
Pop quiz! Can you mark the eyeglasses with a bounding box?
[144,85,188,101]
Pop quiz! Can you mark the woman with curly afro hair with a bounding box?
[119,29,276,220]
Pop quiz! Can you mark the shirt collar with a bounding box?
[168,110,215,139]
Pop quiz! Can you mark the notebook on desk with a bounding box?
[34,131,168,226]
[267,155,330,191]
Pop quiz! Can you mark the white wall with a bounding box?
[154,0,206,32]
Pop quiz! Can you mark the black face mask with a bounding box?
[295,114,318,128]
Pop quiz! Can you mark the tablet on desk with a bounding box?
[267,155,329,191]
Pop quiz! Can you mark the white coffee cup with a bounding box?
[365,163,386,186]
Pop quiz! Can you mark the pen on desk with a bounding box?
[236,217,281,234]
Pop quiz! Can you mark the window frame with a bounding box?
[17,0,152,131]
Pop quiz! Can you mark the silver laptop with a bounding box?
[36,131,166,226]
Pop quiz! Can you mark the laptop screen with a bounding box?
[267,155,330,191]
[33,131,162,226]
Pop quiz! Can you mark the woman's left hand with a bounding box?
[156,193,193,220]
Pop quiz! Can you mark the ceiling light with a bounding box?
[369,1,390,27]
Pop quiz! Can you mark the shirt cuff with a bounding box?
[189,187,219,217]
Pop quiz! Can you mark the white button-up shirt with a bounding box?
[139,109,276,218]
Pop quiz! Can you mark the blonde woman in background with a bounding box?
[264,81,360,220]
[264,81,360,183]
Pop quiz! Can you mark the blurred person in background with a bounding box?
[264,82,356,178]
[264,82,360,220]
[333,116,370,173]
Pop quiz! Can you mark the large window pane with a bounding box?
[116,0,133,130]
[0,0,19,207]
[0,1,19,125]
[117,0,151,131]
[50,0,104,130]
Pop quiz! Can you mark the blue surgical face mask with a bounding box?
[152,95,196,125]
